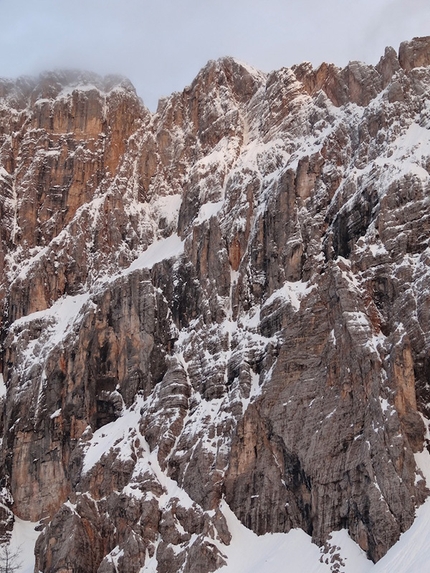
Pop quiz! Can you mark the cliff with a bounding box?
[1,37,430,573]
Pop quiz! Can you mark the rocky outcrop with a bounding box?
[1,37,430,572]
[399,36,430,72]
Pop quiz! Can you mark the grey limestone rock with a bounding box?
[1,36,430,572]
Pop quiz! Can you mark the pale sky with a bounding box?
[1,0,429,110]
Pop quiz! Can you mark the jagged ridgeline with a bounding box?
[1,36,430,573]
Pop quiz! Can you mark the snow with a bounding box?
[372,498,430,573]
[83,396,198,515]
[368,243,388,257]
[372,121,430,187]
[59,84,101,97]
[15,246,49,281]
[12,293,90,352]
[414,415,430,488]
[40,149,61,157]
[195,200,224,224]
[326,530,372,573]
[216,493,430,573]
[142,448,196,511]
[82,399,143,474]
[7,516,40,573]
[263,280,314,311]
[217,502,371,573]
[151,194,182,227]
[371,432,430,572]
[50,408,62,419]
[124,233,184,275]
[213,431,430,573]
[140,549,158,572]
[227,58,267,83]
[379,397,390,415]
[0,374,5,398]
[0,167,10,180]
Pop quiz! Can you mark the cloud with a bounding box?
[358,0,430,63]
[0,0,429,110]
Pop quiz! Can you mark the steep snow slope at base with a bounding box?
[217,502,371,573]
[216,499,430,573]
[7,372,430,573]
[372,498,430,573]
[10,497,430,573]
[8,517,39,573]
[371,424,430,573]
[216,445,430,573]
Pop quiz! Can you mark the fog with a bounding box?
[1,0,429,110]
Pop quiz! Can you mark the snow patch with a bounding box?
[368,242,388,257]
[50,408,62,419]
[151,194,182,227]
[12,293,90,351]
[263,280,314,311]
[0,167,11,180]
[59,84,101,97]
[373,121,430,187]
[195,201,224,224]
[379,397,390,414]
[124,234,184,275]
[414,415,430,488]
[82,399,143,474]
[0,374,5,398]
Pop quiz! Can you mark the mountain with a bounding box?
[1,36,430,573]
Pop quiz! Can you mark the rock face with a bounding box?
[1,37,430,572]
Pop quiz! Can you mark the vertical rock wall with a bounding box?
[0,37,430,572]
